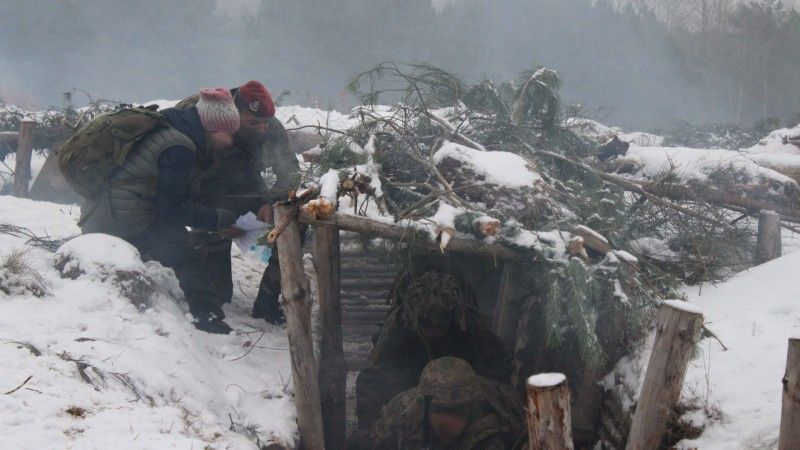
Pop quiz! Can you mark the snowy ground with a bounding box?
[610,229,800,450]
[674,230,800,449]
[0,196,296,449]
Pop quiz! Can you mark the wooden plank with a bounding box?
[13,120,35,197]
[779,338,800,450]
[313,225,347,450]
[625,301,703,450]
[274,205,326,450]
[299,211,524,262]
[527,373,574,450]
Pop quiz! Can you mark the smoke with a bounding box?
[0,0,795,129]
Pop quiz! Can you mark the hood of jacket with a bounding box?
[161,106,207,150]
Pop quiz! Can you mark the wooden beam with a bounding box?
[779,338,800,450]
[13,120,35,198]
[274,205,326,450]
[298,211,524,263]
[625,301,703,450]
[527,373,574,450]
[312,225,346,450]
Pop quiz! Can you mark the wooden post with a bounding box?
[527,373,574,450]
[312,224,346,450]
[625,301,703,450]
[275,205,326,450]
[13,119,35,197]
[778,338,800,450]
[756,210,781,264]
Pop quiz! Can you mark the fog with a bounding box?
[1,0,798,129]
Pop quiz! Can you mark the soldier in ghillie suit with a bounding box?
[355,271,513,430]
[351,357,526,450]
[175,81,300,324]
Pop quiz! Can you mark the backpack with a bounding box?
[58,106,169,198]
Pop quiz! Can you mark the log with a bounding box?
[13,120,35,197]
[527,373,574,450]
[274,205,326,450]
[625,301,703,450]
[530,143,800,226]
[755,210,781,264]
[779,338,800,450]
[312,225,346,450]
[298,211,524,263]
[572,225,611,255]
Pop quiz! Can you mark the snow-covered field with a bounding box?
[0,196,296,449]
[673,231,800,449]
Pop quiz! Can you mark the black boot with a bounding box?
[194,317,233,334]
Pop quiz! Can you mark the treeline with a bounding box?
[0,0,797,129]
[632,0,800,126]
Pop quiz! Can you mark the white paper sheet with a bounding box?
[232,212,271,252]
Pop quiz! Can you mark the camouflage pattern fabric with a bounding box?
[355,271,513,430]
[351,357,526,450]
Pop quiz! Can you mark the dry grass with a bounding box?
[0,248,48,297]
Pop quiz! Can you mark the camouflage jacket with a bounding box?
[365,381,526,450]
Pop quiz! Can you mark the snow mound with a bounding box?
[55,233,145,275]
[433,141,542,188]
[621,145,796,185]
[567,117,664,147]
[0,196,296,449]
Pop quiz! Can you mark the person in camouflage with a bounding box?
[175,81,300,324]
[355,271,513,430]
[351,357,526,450]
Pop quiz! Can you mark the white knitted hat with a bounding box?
[196,87,240,133]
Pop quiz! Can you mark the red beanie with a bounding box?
[235,81,276,118]
[197,88,240,133]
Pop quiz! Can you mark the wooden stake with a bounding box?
[274,205,326,450]
[756,210,781,264]
[625,301,703,450]
[527,373,574,450]
[312,225,346,450]
[13,119,35,197]
[778,338,800,450]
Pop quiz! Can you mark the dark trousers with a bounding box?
[195,235,284,321]
[129,222,225,322]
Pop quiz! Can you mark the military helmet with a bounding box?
[419,357,484,410]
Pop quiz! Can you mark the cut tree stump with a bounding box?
[625,301,703,450]
[527,373,574,450]
[275,205,326,450]
[313,224,346,450]
[778,338,800,450]
[756,210,781,264]
[13,119,35,197]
